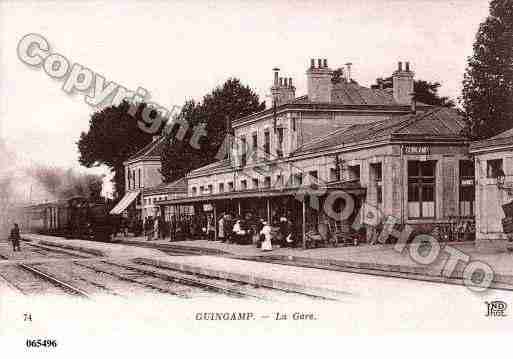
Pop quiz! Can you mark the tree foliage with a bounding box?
[161,78,265,183]
[462,0,513,139]
[77,101,156,197]
[371,77,455,107]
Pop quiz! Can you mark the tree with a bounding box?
[371,77,455,107]
[77,100,157,197]
[462,0,513,139]
[161,78,265,183]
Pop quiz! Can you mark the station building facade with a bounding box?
[470,128,513,242]
[160,59,471,244]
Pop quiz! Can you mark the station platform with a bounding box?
[118,235,513,290]
[18,234,513,293]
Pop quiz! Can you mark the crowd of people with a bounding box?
[121,211,301,252]
[215,212,299,251]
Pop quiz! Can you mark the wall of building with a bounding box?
[125,160,162,193]
[232,110,394,169]
[475,150,513,240]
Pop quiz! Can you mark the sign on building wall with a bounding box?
[403,145,430,155]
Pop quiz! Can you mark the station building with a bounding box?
[110,137,188,221]
[470,128,513,242]
[159,59,471,244]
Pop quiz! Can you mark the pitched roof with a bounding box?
[469,127,513,152]
[285,83,428,107]
[331,82,397,105]
[491,127,513,140]
[293,107,466,155]
[187,159,234,178]
[143,177,187,195]
[234,86,431,126]
[127,136,166,162]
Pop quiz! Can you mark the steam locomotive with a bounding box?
[23,196,120,242]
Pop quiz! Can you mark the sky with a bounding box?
[0,0,491,179]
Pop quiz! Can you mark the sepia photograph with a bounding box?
[1,0,512,355]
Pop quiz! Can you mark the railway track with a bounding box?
[0,262,91,298]
[101,260,268,300]
[1,240,329,301]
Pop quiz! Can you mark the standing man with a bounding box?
[9,223,21,252]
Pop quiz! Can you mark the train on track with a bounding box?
[22,196,120,242]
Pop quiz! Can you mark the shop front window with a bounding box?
[408,160,436,218]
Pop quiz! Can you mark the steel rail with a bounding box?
[18,264,91,299]
[71,261,189,298]
[105,260,267,300]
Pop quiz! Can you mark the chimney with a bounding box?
[392,60,414,105]
[273,67,279,86]
[271,67,295,107]
[345,62,353,82]
[306,58,333,103]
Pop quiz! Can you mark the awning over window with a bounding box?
[109,191,140,215]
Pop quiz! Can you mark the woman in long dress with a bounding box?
[260,221,273,251]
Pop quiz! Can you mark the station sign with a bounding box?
[403,145,430,155]
[461,179,474,186]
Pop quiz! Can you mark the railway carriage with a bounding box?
[23,196,117,242]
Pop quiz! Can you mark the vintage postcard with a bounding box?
[1,0,512,356]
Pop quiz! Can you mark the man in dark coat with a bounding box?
[9,223,21,252]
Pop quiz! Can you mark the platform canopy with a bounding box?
[109,190,140,215]
[158,180,365,206]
